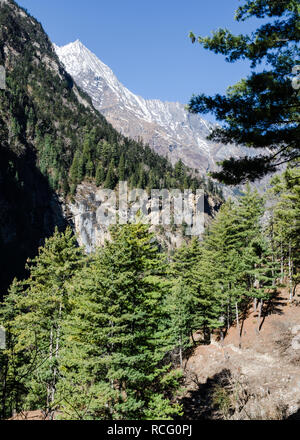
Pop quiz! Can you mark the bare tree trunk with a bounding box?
[235,301,241,349]
[253,297,257,313]
[280,239,284,283]
[289,241,293,302]
[254,269,259,313]
[220,329,224,345]
[190,329,196,346]
[256,299,263,334]
[270,219,275,279]
[227,299,230,331]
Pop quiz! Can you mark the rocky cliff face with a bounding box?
[54,40,257,173]
[68,182,221,253]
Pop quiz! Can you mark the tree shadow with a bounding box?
[286,408,300,420]
[259,292,286,331]
[177,369,233,420]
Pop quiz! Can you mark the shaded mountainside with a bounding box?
[0,0,222,293]
[0,144,66,297]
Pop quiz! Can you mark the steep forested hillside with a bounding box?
[0,169,298,420]
[0,0,222,294]
[0,0,299,422]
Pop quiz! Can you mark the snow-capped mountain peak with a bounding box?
[54,40,247,172]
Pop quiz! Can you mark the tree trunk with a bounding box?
[47,327,54,409]
[288,242,293,301]
[270,219,275,279]
[280,239,284,283]
[220,329,224,345]
[256,299,263,334]
[190,329,196,346]
[235,301,241,349]
[179,335,183,370]
[49,303,62,419]
[227,300,230,331]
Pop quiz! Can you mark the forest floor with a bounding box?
[179,286,300,420]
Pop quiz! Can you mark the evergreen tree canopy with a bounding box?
[189,0,300,184]
[0,174,298,420]
[57,224,182,420]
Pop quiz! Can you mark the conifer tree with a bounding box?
[166,279,194,369]
[137,164,147,189]
[190,251,224,343]
[1,228,84,416]
[85,159,94,178]
[203,199,240,331]
[57,224,182,420]
[169,238,203,341]
[104,159,116,189]
[245,236,279,333]
[69,151,80,185]
[95,162,105,187]
[268,168,300,299]
[189,0,300,183]
[118,154,125,181]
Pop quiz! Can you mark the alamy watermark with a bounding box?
[0,65,6,90]
[93,182,205,236]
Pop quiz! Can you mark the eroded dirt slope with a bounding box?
[180,287,300,420]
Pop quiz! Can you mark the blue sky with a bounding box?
[17,0,263,109]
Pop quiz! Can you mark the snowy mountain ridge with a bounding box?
[54,40,251,173]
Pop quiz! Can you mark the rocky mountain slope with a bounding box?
[54,40,256,173]
[67,181,221,253]
[179,286,300,420]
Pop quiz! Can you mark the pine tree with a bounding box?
[243,236,279,333]
[118,154,125,181]
[57,224,182,420]
[174,160,185,183]
[85,159,94,178]
[169,238,203,341]
[104,159,116,189]
[200,188,274,343]
[203,200,240,332]
[0,279,26,419]
[188,0,299,183]
[267,168,300,300]
[137,164,147,189]
[95,162,105,186]
[69,151,80,185]
[1,228,84,417]
[166,279,194,369]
